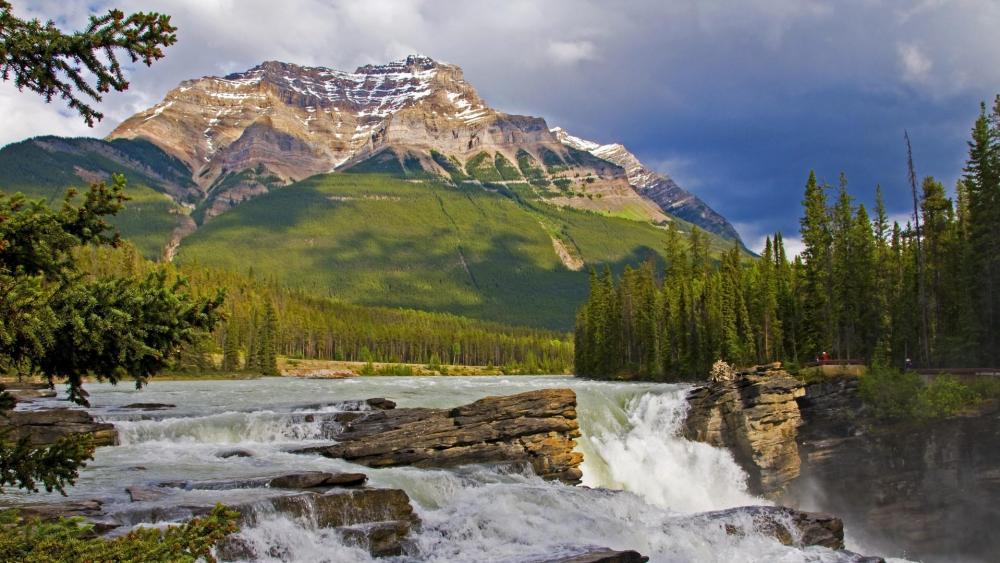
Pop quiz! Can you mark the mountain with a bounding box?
[106,55,728,233]
[552,128,741,241]
[0,55,746,328]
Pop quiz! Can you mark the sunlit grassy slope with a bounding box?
[177,173,735,328]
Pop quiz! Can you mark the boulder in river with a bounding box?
[543,548,650,563]
[216,448,254,458]
[220,487,418,559]
[2,383,57,402]
[295,388,584,484]
[157,470,369,491]
[120,402,176,410]
[268,470,368,489]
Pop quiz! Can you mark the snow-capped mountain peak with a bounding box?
[551,127,742,241]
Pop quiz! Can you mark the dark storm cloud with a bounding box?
[4,0,999,252]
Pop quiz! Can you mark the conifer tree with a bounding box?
[260,301,280,376]
[221,322,240,373]
[799,171,833,359]
[962,100,1000,364]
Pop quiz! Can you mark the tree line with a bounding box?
[575,97,1000,380]
[74,245,575,374]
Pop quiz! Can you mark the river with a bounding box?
[6,376,888,562]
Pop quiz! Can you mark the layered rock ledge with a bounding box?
[683,365,804,497]
[0,407,117,447]
[296,388,585,484]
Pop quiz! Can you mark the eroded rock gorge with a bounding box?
[683,366,1000,562]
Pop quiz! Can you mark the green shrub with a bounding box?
[860,368,995,420]
[553,178,572,192]
[918,376,975,418]
[965,377,1000,401]
[859,367,924,419]
[375,363,414,376]
[0,504,238,563]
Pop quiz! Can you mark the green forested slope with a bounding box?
[0,137,190,258]
[0,137,737,329]
[176,172,732,328]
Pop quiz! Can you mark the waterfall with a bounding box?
[578,387,765,512]
[43,377,871,562]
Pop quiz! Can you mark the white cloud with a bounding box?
[898,43,933,83]
[0,83,96,147]
[546,40,597,65]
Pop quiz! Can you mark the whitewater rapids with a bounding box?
[3,376,879,562]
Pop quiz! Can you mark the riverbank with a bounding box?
[0,357,566,387]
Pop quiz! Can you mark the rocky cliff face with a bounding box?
[108,56,673,225]
[683,369,1000,562]
[683,365,804,497]
[552,128,743,242]
[790,379,1000,562]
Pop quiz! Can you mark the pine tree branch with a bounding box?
[0,1,177,126]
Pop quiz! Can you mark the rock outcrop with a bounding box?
[683,365,805,497]
[684,368,1000,562]
[543,549,650,563]
[297,388,584,483]
[157,470,368,491]
[230,488,418,558]
[2,383,56,402]
[0,407,117,447]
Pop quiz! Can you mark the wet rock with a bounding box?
[296,389,584,484]
[222,488,418,559]
[366,397,396,410]
[126,485,167,502]
[214,536,255,561]
[268,471,367,489]
[683,368,804,497]
[160,471,368,491]
[340,520,413,557]
[216,448,254,458]
[257,488,417,529]
[542,548,649,563]
[121,402,175,410]
[13,499,120,535]
[699,505,844,549]
[0,408,117,447]
[2,383,57,402]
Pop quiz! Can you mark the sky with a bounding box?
[3,0,1000,255]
